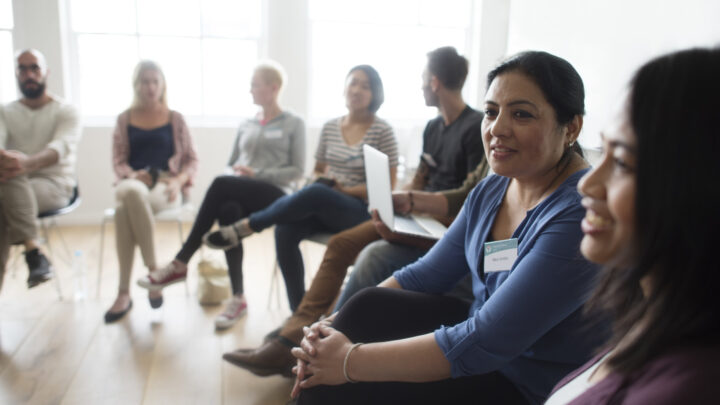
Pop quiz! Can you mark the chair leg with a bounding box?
[42,220,63,300]
[97,218,108,299]
[54,220,74,265]
[9,245,22,278]
[41,220,52,256]
[174,218,190,297]
[267,259,281,309]
[176,218,184,244]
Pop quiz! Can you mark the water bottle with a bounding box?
[72,250,88,301]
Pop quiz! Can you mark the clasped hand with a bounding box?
[130,170,181,203]
[290,319,353,398]
[0,149,29,182]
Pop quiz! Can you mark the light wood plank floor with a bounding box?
[0,223,328,405]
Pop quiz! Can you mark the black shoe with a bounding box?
[26,248,53,288]
[104,300,133,323]
[149,294,163,309]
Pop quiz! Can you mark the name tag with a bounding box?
[484,238,518,273]
[265,129,283,139]
[421,153,438,168]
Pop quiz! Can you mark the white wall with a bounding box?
[11,0,71,99]
[13,0,720,225]
[505,0,720,147]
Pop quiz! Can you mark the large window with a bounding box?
[0,0,14,104]
[68,0,262,123]
[308,0,476,127]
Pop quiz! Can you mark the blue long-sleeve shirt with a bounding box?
[394,169,607,404]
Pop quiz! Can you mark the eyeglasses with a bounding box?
[16,64,42,75]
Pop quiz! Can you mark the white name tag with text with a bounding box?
[484,238,518,273]
[265,129,283,139]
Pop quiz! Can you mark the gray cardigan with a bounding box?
[226,111,305,192]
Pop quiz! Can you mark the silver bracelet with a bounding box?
[343,342,363,383]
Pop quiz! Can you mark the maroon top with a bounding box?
[550,345,720,404]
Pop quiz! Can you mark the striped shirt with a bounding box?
[315,116,398,188]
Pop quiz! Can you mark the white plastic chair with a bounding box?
[267,231,334,309]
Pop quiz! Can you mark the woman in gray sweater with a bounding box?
[136,62,305,329]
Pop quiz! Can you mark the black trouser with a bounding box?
[297,287,529,405]
[175,175,284,294]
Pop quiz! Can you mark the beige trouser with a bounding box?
[0,174,72,291]
[114,178,181,293]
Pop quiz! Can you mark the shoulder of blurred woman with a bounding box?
[282,110,306,128]
[621,344,720,403]
[169,109,188,127]
[116,109,131,125]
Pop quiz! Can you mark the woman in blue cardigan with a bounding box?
[289,51,609,405]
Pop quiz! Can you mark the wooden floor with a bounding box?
[0,223,328,405]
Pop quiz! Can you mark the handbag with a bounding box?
[196,257,231,305]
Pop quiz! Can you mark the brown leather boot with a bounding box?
[222,338,295,377]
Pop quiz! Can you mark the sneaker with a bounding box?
[215,295,247,330]
[26,249,53,288]
[202,221,251,250]
[137,261,187,291]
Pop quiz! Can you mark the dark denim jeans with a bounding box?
[249,183,370,310]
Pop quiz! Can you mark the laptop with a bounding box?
[363,145,448,240]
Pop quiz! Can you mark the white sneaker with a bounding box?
[137,261,187,291]
[203,220,252,250]
[215,295,247,330]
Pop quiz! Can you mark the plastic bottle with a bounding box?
[72,250,87,301]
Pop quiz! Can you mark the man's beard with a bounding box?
[19,80,46,99]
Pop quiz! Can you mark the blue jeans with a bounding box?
[335,240,427,310]
[335,240,475,310]
[249,183,370,311]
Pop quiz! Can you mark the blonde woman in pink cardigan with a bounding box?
[105,60,198,323]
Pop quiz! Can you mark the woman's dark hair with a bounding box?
[347,64,384,113]
[427,46,469,91]
[587,47,720,374]
[487,51,585,170]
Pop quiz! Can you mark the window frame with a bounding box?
[0,0,15,104]
[305,0,480,128]
[64,0,267,127]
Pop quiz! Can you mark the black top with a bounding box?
[127,123,174,171]
[421,105,485,192]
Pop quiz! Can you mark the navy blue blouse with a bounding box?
[127,123,174,171]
